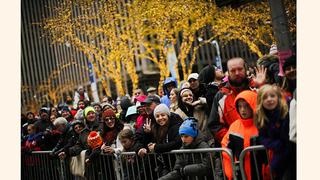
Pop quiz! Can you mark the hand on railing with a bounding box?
[58,152,66,159]
[137,148,147,157]
[148,143,156,152]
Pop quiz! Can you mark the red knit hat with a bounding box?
[87,131,103,149]
[102,109,116,119]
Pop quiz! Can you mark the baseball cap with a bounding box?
[187,73,199,82]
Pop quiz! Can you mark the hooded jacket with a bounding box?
[221,91,269,180]
[160,77,178,108]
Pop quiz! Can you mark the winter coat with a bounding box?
[135,112,183,153]
[66,128,91,157]
[158,133,211,180]
[51,125,75,156]
[21,132,44,153]
[258,108,291,178]
[207,78,256,146]
[175,93,208,134]
[160,77,178,108]
[73,91,89,109]
[84,119,101,132]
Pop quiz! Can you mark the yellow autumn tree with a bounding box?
[41,0,139,97]
[212,1,275,58]
[128,0,217,86]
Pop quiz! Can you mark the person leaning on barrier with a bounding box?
[49,117,75,157]
[135,104,183,176]
[158,118,211,180]
[56,120,91,159]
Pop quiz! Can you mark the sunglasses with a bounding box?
[104,117,115,122]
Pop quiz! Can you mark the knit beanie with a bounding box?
[179,118,198,138]
[102,109,116,119]
[153,104,170,118]
[87,131,103,149]
[83,106,96,118]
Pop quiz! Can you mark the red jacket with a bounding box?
[208,79,256,144]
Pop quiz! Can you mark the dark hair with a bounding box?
[198,65,216,84]
[119,129,134,140]
[177,87,194,117]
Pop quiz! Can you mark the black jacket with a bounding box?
[158,133,211,180]
[66,128,91,156]
[51,125,75,156]
[134,112,183,153]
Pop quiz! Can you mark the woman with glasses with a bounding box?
[100,109,124,154]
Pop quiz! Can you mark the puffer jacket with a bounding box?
[158,133,211,180]
[221,90,269,180]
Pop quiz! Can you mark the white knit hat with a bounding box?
[153,104,170,118]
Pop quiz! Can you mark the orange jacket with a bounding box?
[221,90,259,180]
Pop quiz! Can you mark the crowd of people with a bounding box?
[21,51,296,179]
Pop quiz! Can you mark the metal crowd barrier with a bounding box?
[22,148,237,180]
[239,145,272,180]
[21,151,62,180]
[119,148,236,180]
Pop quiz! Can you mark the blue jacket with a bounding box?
[160,77,177,108]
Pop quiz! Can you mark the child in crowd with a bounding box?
[255,84,292,180]
[21,124,43,153]
[221,90,269,180]
[118,129,144,180]
[159,118,211,180]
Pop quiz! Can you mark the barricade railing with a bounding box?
[21,151,62,180]
[22,148,238,180]
[239,145,272,180]
[119,148,237,180]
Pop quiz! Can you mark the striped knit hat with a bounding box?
[87,131,103,149]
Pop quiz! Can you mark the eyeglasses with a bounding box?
[104,117,115,122]
[27,129,32,132]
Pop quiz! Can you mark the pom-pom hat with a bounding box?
[87,131,103,149]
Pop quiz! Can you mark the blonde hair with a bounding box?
[255,84,288,129]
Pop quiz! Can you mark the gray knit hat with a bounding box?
[153,104,170,118]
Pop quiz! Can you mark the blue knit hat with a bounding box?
[179,118,198,138]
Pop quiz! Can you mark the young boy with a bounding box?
[158,118,211,180]
[221,90,268,180]
[118,129,144,180]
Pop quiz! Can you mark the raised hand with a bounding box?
[143,118,152,133]
[252,65,267,87]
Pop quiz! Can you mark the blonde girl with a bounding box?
[255,84,292,179]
